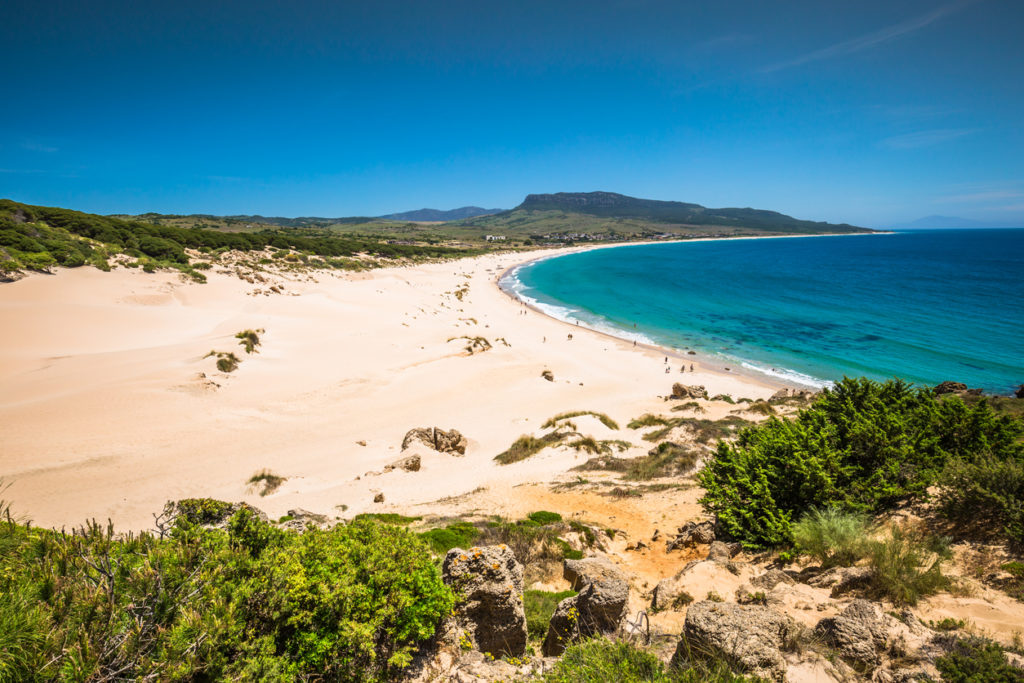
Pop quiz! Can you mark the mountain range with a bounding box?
[379,206,501,221]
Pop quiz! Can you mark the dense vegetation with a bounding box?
[0,199,474,278]
[0,504,453,681]
[699,377,1024,548]
[541,638,757,682]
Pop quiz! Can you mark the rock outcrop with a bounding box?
[384,454,422,472]
[563,556,625,590]
[677,601,795,682]
[665,520,716,551]
[1016,384,1024,399]
[671,383,708,400]
[544,557,629,656]
[402,427,468,455]
[934,381,969,395]
[814,599,941,674]
[706,540,741,563]
[442,545,527,658]
[807,565,873,596]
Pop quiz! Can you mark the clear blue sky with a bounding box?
[2,0,1022,227]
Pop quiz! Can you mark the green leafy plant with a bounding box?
[935,637,1024,682]
[868,526,951,606]
[235,328,264,354]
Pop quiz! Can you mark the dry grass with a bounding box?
[247,469,286,496]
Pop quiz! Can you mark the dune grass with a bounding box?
[235,328,264,354]
[494,432,570,464]
[247,469,286,496]
[543,410,620,431]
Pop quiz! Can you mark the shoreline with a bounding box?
[492,231,886,391]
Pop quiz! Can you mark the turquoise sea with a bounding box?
[504,229,1024,394]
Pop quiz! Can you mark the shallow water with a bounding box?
[507,230,1024,394]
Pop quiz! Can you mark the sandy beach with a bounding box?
[0,245,779,531]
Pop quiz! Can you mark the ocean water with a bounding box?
[505,230,1024,394]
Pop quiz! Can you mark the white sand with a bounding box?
[0,248,779,530]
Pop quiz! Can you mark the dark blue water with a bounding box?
[506,230,1024,394]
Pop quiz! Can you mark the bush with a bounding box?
[935,637,1024,682]
[543,638,757,682]
[868,526,951,606]
[418,521,478,555]
[939,449,1024,545]
[525,589,576,640]
[0,506,453,681]
[792,507,872,567]
[699,378,1022,548]
[529,510,563,525]
[235,328,264,354]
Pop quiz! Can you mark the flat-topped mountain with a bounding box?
[460,191,873,237]
[508,191,871,234]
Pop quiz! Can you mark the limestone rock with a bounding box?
[563,556,626,591]
[402,427,468,455]
[543,577,628,656]
[442,545,527,658]
[750,569,796,591]
[384,454,422,472]
[807,566,873,596]
[541,370,554,382]
[706,540,741,563]
[814,599,905,669]
[677,601,795,682]
[373,492,384,503]
[671,383,708,400]
[279,508,329,530]
[666,520,716,551]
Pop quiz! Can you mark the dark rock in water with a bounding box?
[1016,385,1024,399]
[443,545,527,657]
[402,427,468,455]
[934,381,968,395]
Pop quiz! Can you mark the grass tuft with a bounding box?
[247,469,286,497]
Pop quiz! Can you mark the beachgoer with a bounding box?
[690,364,694,371]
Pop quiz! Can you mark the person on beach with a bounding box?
[690,364,694,371]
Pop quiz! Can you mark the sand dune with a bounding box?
[0,249,777,530]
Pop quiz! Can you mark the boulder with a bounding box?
[280,508,329,530]
[543,577,629,656]
[373,492,385,503]
[750,569,795,591]
[402,427,468,455]
[934,381,968,395]
[665,520,716,551]
[671,383,708,400]
[442,545,527,657]
[541,370,554,382]
[676,601,795,682]
[769,387,816,402]
[1016,385,1024,399]
[706,541,741,563]
[384,454,422,472]
[563,556,626,590]
[807,566,873,596]
[813,599,903,669]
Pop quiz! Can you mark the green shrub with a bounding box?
[529,511,563,525]
[868,526,951,606]
[699,378,1022,548]
[543,638,757,682]
[0,504,453,681]
[355,513,421,525]
[215,351,241,373]
[939,449,1024,545]
[525,589,576,640]
[792,507,872,567]
[418,521,478,555]
[935,637,1024,682]
[174,497,236,525]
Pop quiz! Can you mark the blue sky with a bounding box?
[2,0,1022,227]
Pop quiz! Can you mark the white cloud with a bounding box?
[881,128,977,149]
[760,0,976,73]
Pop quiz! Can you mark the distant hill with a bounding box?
[890,215,999,229]
[459,191,872,236]
[379,207,502,222]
